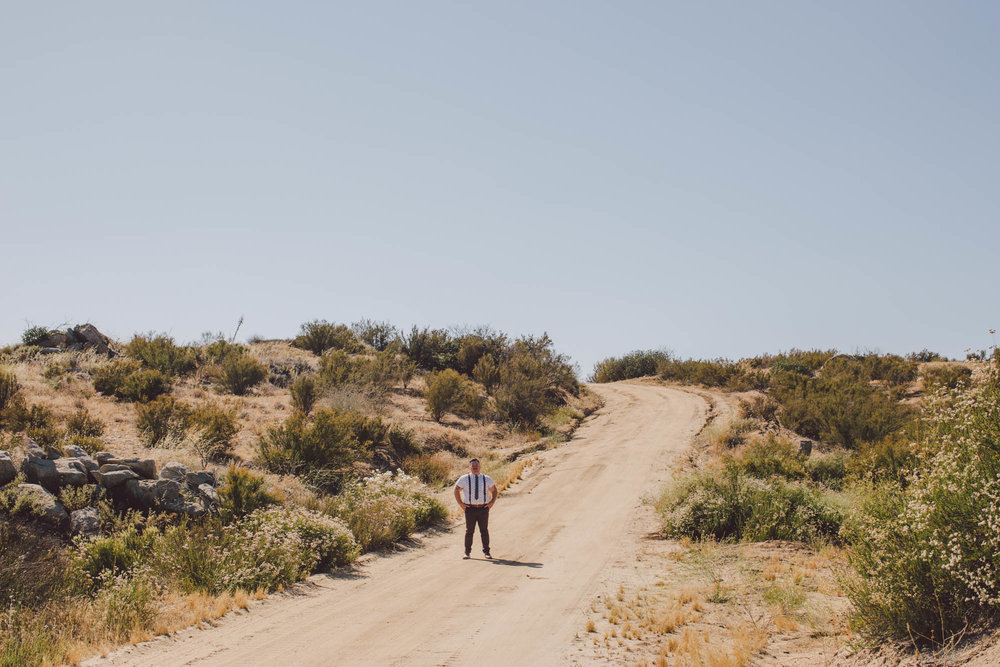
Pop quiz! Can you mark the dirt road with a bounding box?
[90,383,706,666]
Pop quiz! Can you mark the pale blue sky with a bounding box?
[2,1,997,374]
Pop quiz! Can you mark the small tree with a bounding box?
[424,369,465,422]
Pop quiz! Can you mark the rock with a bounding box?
[63,444,91,458]
[20,456,61,493]
[95,452,117,465]
[117,458,156,479]
[34,323,116,357]
[125,478,204,517]
[197,483,220,512]
[22,436,46,460]
[159,462,190,483]
[185,471,215,489]
[98,464,139,488]
[0,451,15,486]
[54,458,88,487]
[16,484,68,526]
[799,440,813,456]
[43,445,64,460]
[70,507,101,536]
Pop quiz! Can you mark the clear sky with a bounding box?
[2,1,997,375]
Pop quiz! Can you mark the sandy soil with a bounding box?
[85,383,706,666]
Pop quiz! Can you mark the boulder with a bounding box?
[185,471,216,489]
[34,323,116,357]
[54,458,88,487]
[125,479,204,517]
[120,458,156,479]
[197,483,220,512]
[43,445,64,460]
[95,452,117,465]
[159,462,190,483]
[0,451,15,486]
[63,444,91,459]
[20,457,60,493]
[16,484,68,526]
[98,464,140,488]
[70,507,101,536]
[22,436,46,460]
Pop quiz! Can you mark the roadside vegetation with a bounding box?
[0,320,598,665]
[597,344,1000,656]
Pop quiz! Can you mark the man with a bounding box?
[453,458,497,559]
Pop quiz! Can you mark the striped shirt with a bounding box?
[455,473,495,505]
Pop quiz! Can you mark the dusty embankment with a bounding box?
[88,383,706,666]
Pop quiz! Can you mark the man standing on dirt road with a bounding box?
[454,459,497,559]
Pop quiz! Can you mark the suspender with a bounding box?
[465,473,486,504]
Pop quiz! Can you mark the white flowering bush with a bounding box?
[323,471,447,551]
[657,468,843,543]
[843,359,1000,643]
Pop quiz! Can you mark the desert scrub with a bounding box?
[256,409,369,489]
[218,466,280,520]
[125,334,199,376]
[351,319,399,351]
[402,452,452,485]
[189,402,239,463]
[843,360,1000,643]
[21,325,51,346]
[591,349,671,383]
[290,374,318,414]
[66,407,105,438]
[658,468,842,543]
[215,354,267,396]
[321,471,446,551]
[921,364,972,391]
[424,369,469,422]
[93,361,172,402]
[135,396,191,447]
[293,320,362,355]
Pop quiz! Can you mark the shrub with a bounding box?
[135,396,191,447]
[424,369,466,422]
[0,367,20,414]
[657,469,842,543]
[921,364,972,391]
[99,574,155,641]
[737,394,779,422]
[215,355,267,395]
[14,404,62,447]
[290,375,318,415]
[658,357,739,387]
[591,349,670,383]
[189,402,239,463]
[846,433,919,486]
[322,471,446,551]
[21,325,50,346]
[731,435,807,481]
[293,320,361,355]
[93,361,171,402]
[402,326,457,370]
[66,407,105,438]
[807,450,849,491]
[402,453,451,485]
[201,339,246,365]
[472,354,501,394]
[256,410,367,489]
[65,435,105,456]
[351,319,399,351]
[58,484,105,512]
[843,359,1000,643]
[125,334,199,376]
[493,336,577,426]
[75,525,158,584]
[907,349,946,362]
[217,466,280,521]
[0,518,80,609]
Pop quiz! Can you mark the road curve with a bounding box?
[88,383,706,667]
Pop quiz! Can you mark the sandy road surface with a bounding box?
[89,383,706,667]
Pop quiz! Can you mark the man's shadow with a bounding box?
[467,557,543,568]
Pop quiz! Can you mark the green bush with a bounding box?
[201,339,246,365]
[737,394,779,422]
[657,468,842,543]
[472,354,501,395]
[319,349,412,397]
[14,404,62,447]
[351,319,399,351]
[402,453,451,485]
[907,349,946,362]
[75,525,158,585]
[189,402,239,462]
[21,326,50,347]
[66,407,105,438]
[730,435,808,481]
[843,359,1000,643]
[65,435,105,456]
[921,364,972,391]
[402,326,457,371]
[293,320,361,355]
[125,334,199,376]
[135,396,190,447]
[256,410,367,489]
[807,450,849,490]
[215,355,267,396]
[424,369,466,422]
[657,357,739,387]
[217,466,280,521]
[290,375,318,414]
[93,361,171,402]
[322,471,446,551]
[846,434,918,486]
[591,350,671,383]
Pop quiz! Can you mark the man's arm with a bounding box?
[487,484,498,508]
[453,484,467,509]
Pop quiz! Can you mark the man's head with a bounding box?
[469,458,481,474]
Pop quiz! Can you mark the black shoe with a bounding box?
[463,553,471,559]
[484,552,493,559]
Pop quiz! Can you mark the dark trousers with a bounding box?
[464,506,490,554]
